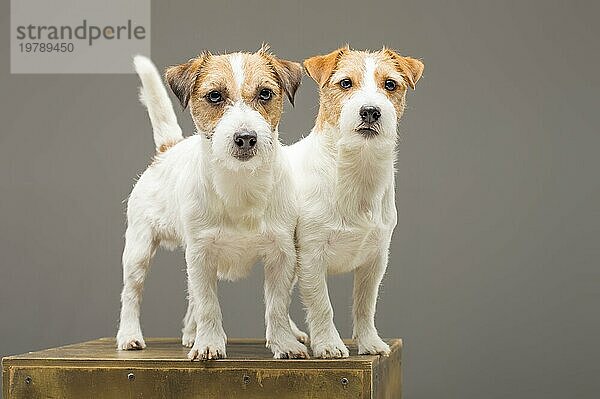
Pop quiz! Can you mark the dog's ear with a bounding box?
[271,58,303,106]
[304,47,346,88]
[164,53,208,108]
[384,49,424,90]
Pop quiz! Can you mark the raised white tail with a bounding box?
[133,55,183,151]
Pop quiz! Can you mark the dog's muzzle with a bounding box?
[356,105,381,137]
[232,130,257,161]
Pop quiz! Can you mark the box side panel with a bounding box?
[2,363,10,399]
[372,347,402,399]
[7,366,368,399]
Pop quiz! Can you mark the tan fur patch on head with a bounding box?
[165,48,302,137]
[241,52,286,130]
[188,54,235,135]
[373,52,409,118]
[305,47,424,130]
[309,49,366,129]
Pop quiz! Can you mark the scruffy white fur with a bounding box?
[116,55,308,360]
[285,54,404,358]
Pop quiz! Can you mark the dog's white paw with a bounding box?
[311,334,349,359]
[268,338,310,359]
[356,334,390,356]
[116,331,146,350]
[188,338,226,361]
[181,324,196,348]
[294,329,310,345]
[289,319,309,344]
[181,331,195,348]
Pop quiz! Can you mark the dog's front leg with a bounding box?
[264,241,309,359]
[185,244,227,360]
[352,250,391,356]
[298,250,349,358]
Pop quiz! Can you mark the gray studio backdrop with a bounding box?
[1,1,598,398]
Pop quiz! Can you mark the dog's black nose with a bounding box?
[233,131,257,150]
[360,106,381,123]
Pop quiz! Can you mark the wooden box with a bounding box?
[2,338,402,398]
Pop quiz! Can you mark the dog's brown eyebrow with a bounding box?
[198,81,228,93]
[255,80,279,89]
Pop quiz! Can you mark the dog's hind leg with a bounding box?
[289,316,309,344]
[288,277,309,344]
[181,280,197,347]
[116,222,157,350]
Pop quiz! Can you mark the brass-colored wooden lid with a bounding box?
[3,338,403,399]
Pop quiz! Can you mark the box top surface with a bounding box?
[3,338,402,370]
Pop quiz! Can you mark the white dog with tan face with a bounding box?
[116,48,309,360]
[285,47,424,358]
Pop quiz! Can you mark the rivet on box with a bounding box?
[128,372,135,381]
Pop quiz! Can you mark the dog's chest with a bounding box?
[326,222,389,274]
[299,185,395,274]
[201,227,288,281]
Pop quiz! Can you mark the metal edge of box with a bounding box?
[1,337,383,371]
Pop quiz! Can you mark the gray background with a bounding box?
[1,1,598,398]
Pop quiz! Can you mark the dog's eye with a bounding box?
[384,79,397,91]
[258,88,273,101]
[206,91,223,103]
[339,78,352,89]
